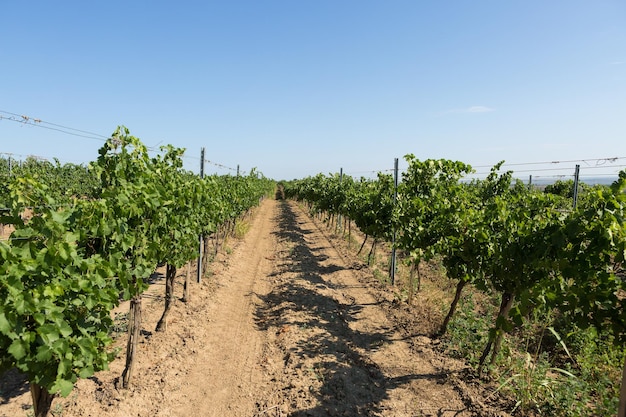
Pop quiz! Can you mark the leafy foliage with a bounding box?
[0,180,117,397]
[0,126,274,414]
[284,158,626,414]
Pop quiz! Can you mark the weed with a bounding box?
[51,402,64,416]
[109,312,129,338]
[496,313,622,416]
[442,292,493,367]
[495,350,579,415]
[372,268,388,285]
[310,365,326,383]
[234,219,250,239]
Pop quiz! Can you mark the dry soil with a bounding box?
[0,199,510,417]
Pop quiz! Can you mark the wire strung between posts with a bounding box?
[203,158,237,172]
[0,110,109,142]
[470,164,626,176]
[180,155,242,174]
[0,151,88,166]
[471,156,626,169]
[346,157,626,178]
[3,110,623,179]
[0,110,173,155]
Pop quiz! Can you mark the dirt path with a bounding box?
[1,198,506,417]
[253,201,481,417]
[169,197,277,417]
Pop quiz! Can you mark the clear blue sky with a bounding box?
[2,1,625,181]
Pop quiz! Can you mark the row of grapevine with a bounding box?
[0,127,274,417]
[285,172,395,263]
[0,155,99,206]
[284,155,625,413]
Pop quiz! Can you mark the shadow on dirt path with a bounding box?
[0,198,502,417]
[255,201,433,417]
[0,369,29,407]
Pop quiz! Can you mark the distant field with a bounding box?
[519,176,618,186]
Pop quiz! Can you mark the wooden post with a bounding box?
[156,264,177,331]
[30,383,53,417]
[122,293,142,388]
[183,262,190,302]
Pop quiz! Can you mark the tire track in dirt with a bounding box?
[170,199,279,417]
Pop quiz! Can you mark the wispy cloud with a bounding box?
[466,106,495,113]
[439,105,496,115]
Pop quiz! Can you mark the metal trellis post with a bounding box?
[390,157,399,285]
[197,147,205,283]
[573,164,580,210]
